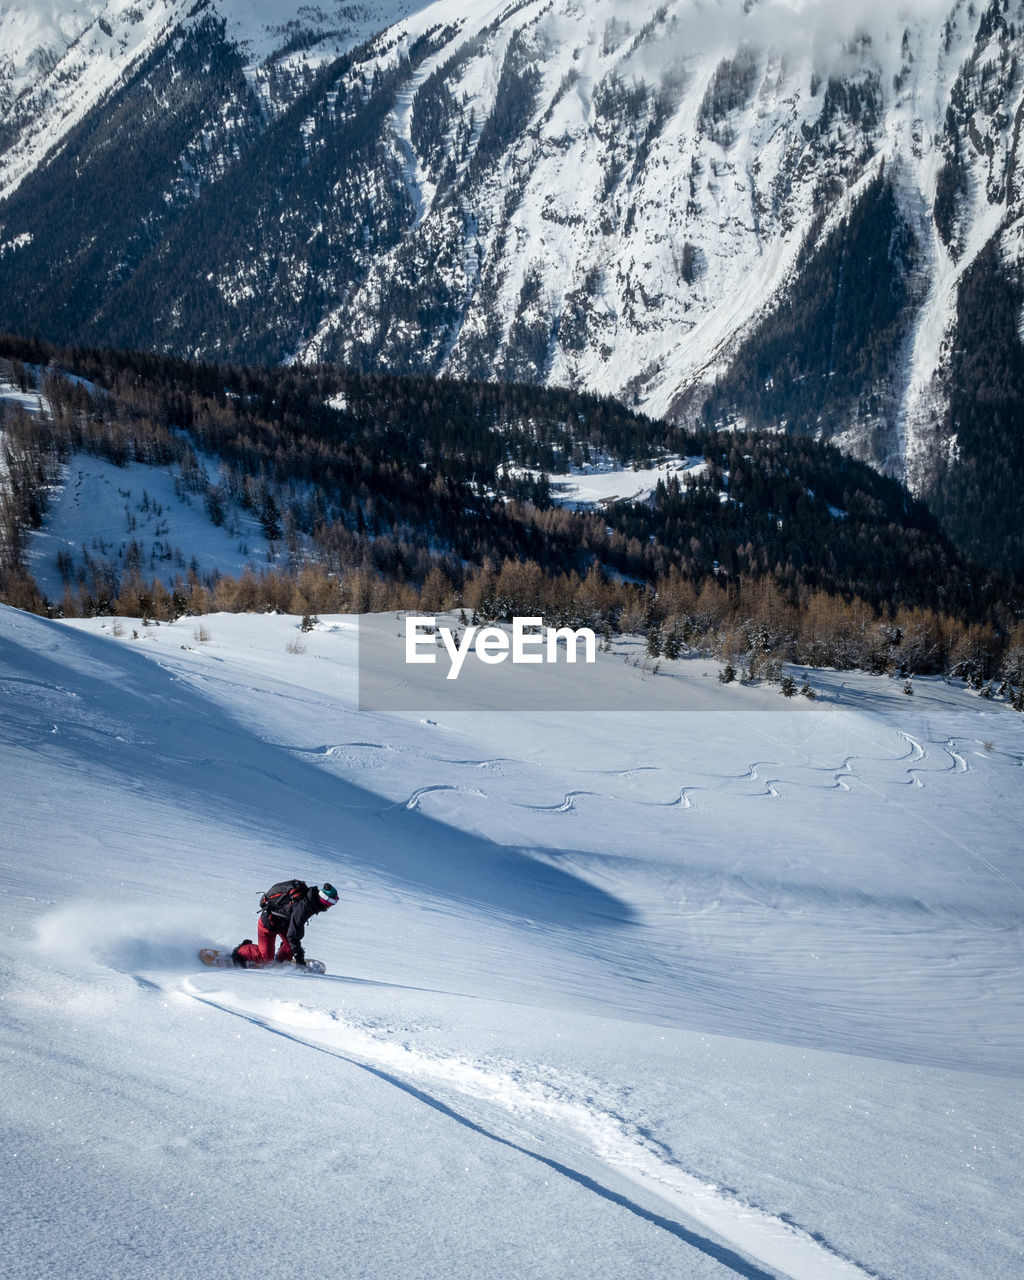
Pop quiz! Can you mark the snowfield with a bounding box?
[22,449,277,603]
[2,605,1022,1279]
[541,457,709,510]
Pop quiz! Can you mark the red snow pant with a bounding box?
[235,917,295,966]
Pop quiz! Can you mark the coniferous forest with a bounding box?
[929,242,1024,581]
[696,172,1024,586]
[699,172,914,438]
[2,336,1022,697]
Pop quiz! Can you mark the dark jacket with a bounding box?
[261,886,326,960]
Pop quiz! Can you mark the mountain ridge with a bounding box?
[1,0,1023,575]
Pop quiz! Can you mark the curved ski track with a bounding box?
[289,723,1024,902]
[181,978,887,1280]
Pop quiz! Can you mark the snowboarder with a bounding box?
[232,880,339,968]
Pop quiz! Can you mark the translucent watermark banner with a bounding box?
[356,613,811,713]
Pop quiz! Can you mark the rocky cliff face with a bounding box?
[2,0,1023,572]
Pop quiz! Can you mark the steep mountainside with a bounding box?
[6,336,1023,699]
[1,0,1023,575]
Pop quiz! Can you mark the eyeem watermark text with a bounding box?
[406,616,597,680]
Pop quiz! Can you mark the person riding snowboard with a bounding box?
[232,879,339,968]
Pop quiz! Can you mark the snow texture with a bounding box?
[2,603,1022,1279]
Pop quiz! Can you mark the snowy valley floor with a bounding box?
[1,607,1022,1280]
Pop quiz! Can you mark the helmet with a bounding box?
[318,883,339,908]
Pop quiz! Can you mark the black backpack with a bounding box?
[260,879,308,918]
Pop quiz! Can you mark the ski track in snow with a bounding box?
[6,612,1023,1278]
[181,979,886,1280]
[281,718,1024,926]
[297,728,985,814]
[404,783,489,810]
[812,716,1024,904]
[165,667,1024,908]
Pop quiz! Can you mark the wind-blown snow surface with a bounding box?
[2,605,1022,1279]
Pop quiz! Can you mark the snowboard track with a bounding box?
[182,981,889,1280]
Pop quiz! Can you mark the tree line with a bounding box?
[0,336,1021,696]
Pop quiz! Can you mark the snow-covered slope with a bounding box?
[2,0,1024,575]
[24,448,278,600]
[0,1,428,200]
[3,2,1022,457]
[0,0,186,202]
[2,602,1021,1278]
[0,372,278,603]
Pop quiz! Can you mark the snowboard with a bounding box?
[199,947,326,975]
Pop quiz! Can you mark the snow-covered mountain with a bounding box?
[1,0,1023,570]
[0,0,423,198]
[3,601,1023,1279]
